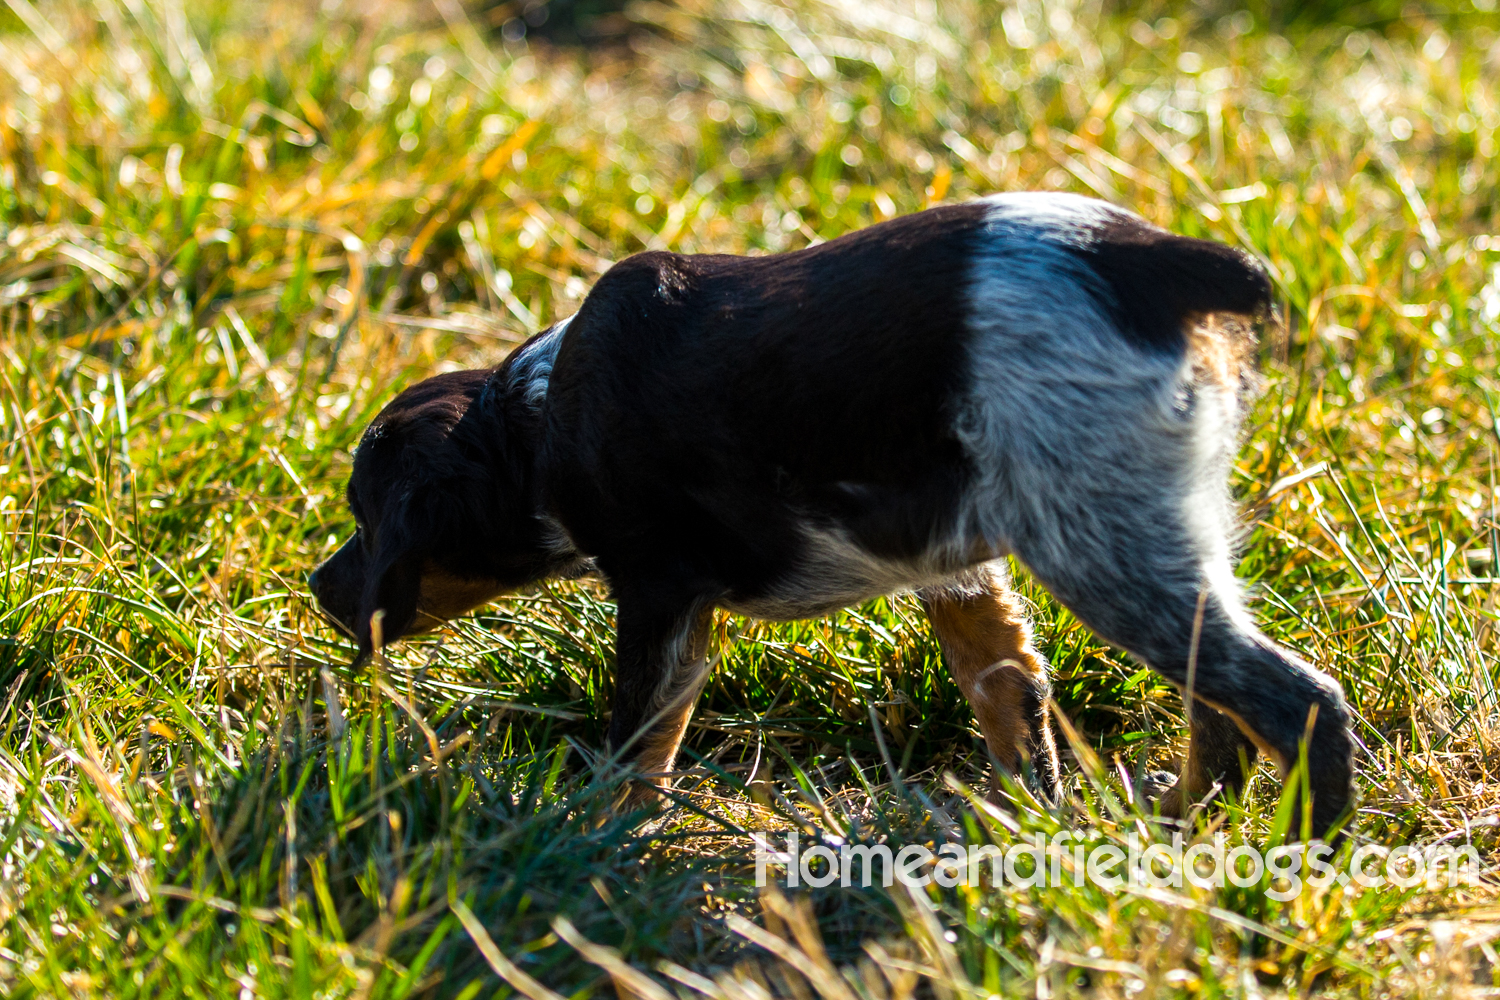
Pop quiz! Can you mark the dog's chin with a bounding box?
[406,608,462,637]
[321,602,479,663]
[320,605,436,657]
[556,556,598,581]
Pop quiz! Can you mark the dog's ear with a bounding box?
[353,514,427,663]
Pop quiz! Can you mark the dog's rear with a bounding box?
[958,194,1350,832]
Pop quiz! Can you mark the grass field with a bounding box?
[4,0,1500,995]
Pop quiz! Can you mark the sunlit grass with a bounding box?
[3,0,1500,995]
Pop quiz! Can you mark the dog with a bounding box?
[309,192,1354,836]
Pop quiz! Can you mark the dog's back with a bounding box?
[542,194,1273,618]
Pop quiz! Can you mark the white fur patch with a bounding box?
[508,315,571,409]
[977,191,1126,243]
[953,194,1253,633]
[510,317,582,561]
[721,524,985,621]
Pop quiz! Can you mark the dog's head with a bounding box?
[310,362,577,661]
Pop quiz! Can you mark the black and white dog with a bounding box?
[309,193,1353,835]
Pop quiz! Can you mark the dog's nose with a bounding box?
[308,564,326,601]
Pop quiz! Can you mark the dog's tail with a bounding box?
[1081,226,1275,354]
[1146,236,1272,320]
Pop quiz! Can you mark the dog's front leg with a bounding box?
[606,584,716,804]
[920,564,1061,802]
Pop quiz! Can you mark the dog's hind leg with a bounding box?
[960,287,1352,833]
[1000,487,1353,837]
[920,563,1060,801]
[606,582,716,803]
[1156,699,1259,817]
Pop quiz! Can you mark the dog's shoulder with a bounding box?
[575,250,701,322]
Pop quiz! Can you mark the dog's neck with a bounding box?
[493,319,588,576]
[503,317,570,415]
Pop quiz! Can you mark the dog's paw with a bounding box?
[1140,770,1183,815]
[983,767,1061,811]
[612,777,671,817]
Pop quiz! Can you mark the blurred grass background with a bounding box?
[4,0,1500,995]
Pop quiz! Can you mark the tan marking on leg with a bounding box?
[921,568,1056,793]
[631,700,699,784]
[1158,738,1218,818]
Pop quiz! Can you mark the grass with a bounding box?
[3,0,1500,995]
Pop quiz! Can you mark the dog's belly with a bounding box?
[717,525,992,621]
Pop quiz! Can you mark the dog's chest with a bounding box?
[718,522,987,621]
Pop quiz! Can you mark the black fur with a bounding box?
[543,202,990,606]
[309,341,584,659]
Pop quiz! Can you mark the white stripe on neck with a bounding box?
[509,315,572,408]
